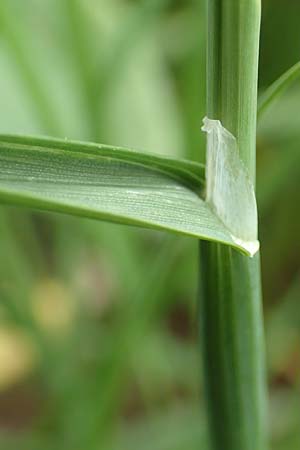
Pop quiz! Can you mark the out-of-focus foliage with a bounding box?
[0,1,299,449]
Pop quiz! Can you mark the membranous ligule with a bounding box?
[202,117,259,257]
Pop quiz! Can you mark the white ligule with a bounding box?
[202,117,259,257]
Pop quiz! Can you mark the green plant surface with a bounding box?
[199,1,267,450]
[258,61,300,119]
[0,134,256,254]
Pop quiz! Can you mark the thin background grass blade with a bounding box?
[258,61,300,119]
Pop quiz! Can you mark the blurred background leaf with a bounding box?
[0,0,299,449]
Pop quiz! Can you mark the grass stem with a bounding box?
[199,2,268,449]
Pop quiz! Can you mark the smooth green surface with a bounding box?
[258,61,300,119]
[207,0,260,179]
[200,1,267,449]
[0,134,254,254]
[200,244,266,450]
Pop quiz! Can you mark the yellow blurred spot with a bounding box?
[31,279,75,335]
[0,328,36,391]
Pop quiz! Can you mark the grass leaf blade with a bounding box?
[0,135,251,254]
[258,61,300,119]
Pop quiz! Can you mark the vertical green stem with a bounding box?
[200,1,268,450]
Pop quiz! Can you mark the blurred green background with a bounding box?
[0,0,299,449]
